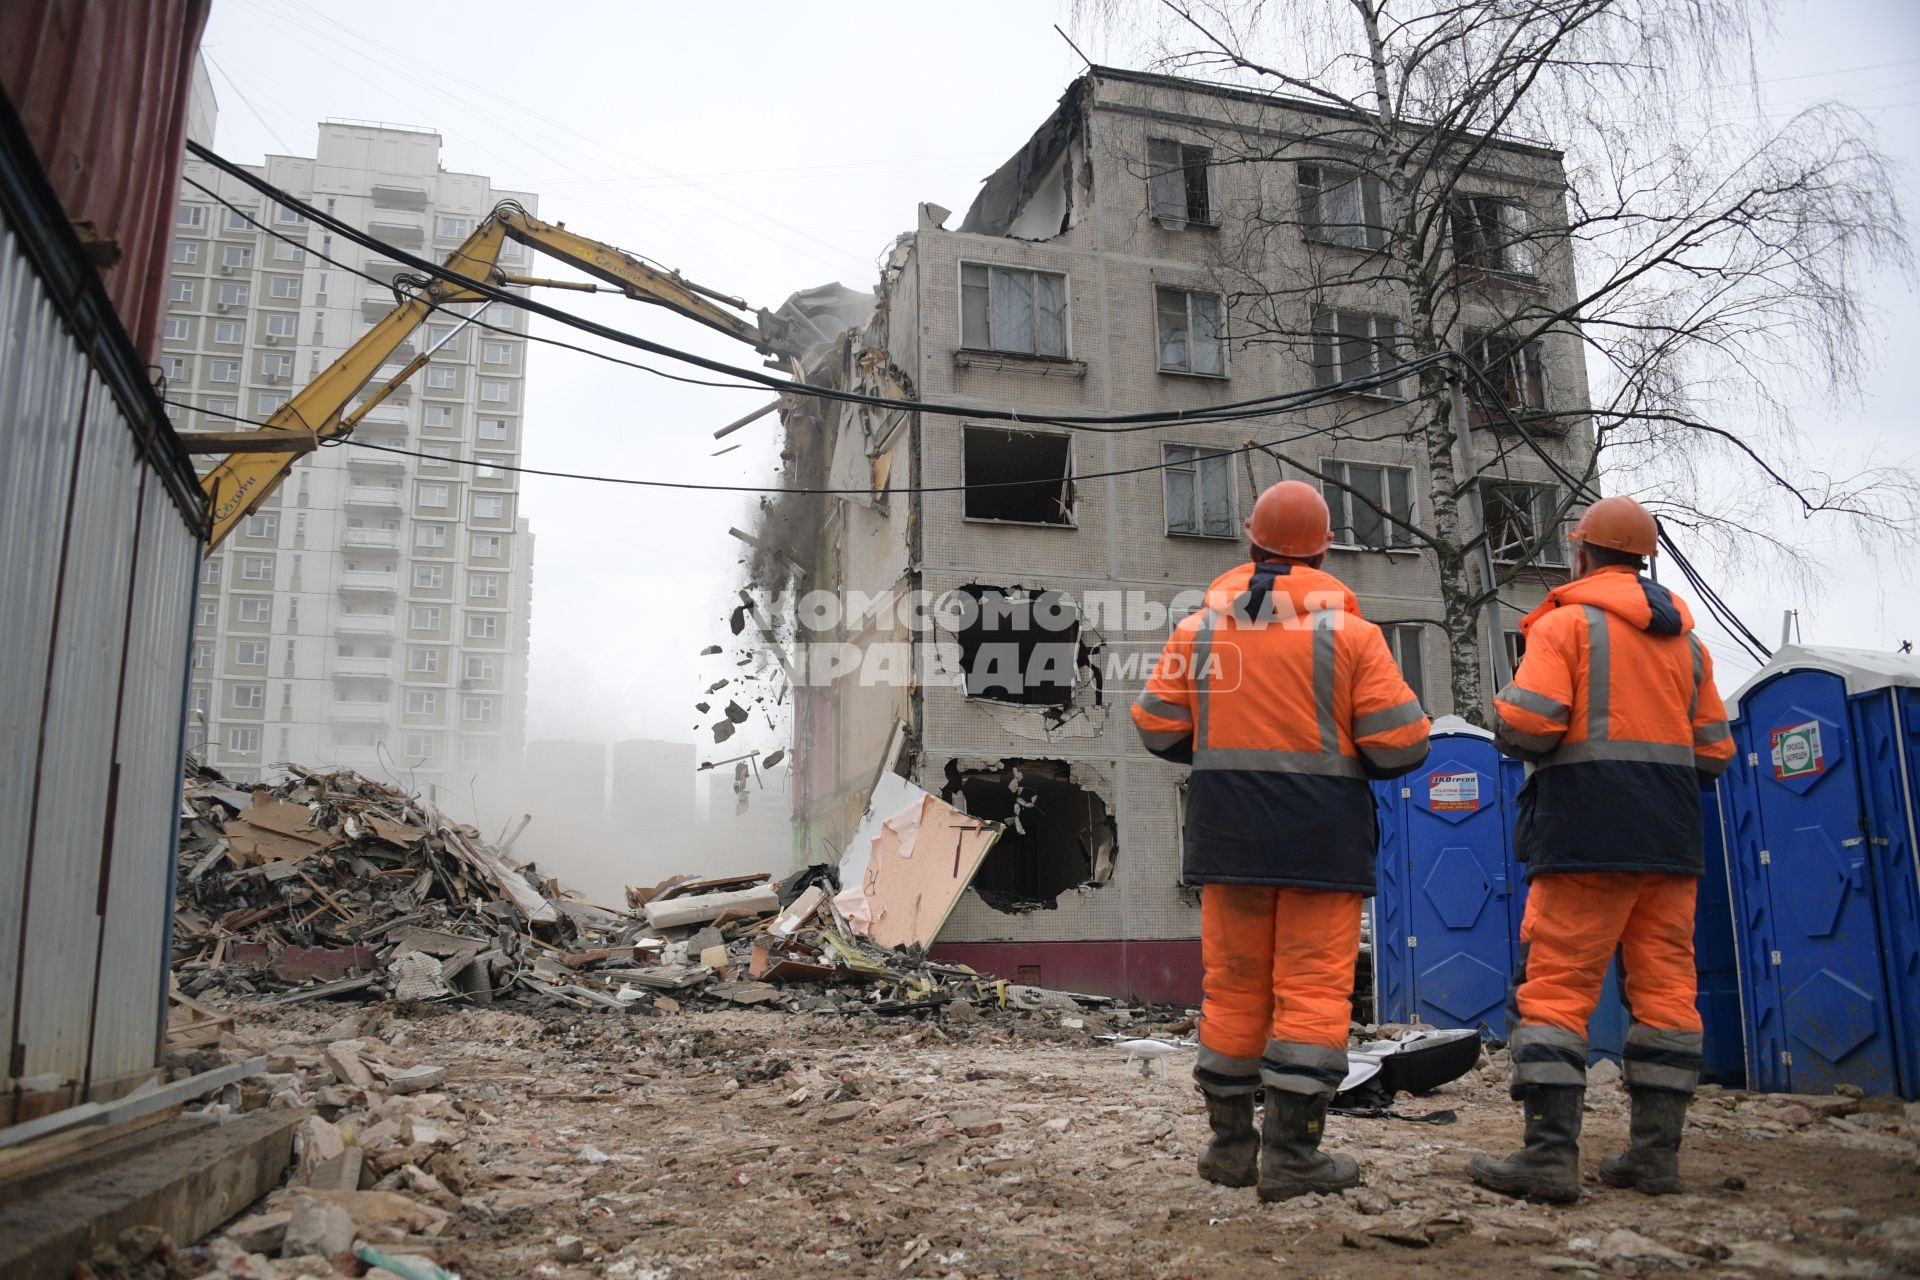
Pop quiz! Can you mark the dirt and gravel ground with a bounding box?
[210,998,1920,1279]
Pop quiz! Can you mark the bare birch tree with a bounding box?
[1078,0,1914,721]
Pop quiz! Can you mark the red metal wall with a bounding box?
[0,0,211,359]
[930,940,1206,1006]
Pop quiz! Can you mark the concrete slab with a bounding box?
[0,1110,299,1280]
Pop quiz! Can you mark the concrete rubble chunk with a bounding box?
[324,1039,374,1088]
[283,1196,357,1266]
[387,1064,448,1095]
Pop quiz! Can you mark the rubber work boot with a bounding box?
[1196,1092,1258,1188]
[1257,1090,1360,1202]
[1468,1085,1585,1204]
[1598,1088,1688,1195]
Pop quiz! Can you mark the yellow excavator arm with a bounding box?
[192,204,769,550]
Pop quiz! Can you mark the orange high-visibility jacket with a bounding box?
[1131,561,1431,892]
[1494,565,1734,877]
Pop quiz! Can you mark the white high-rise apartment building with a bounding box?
[171,120,536,787]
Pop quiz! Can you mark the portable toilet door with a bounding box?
[1722,646,1920,1097]
[1373,719,1518,1033]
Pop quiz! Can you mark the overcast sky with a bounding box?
[197,0,1918,764]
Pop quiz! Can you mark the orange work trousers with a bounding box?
[1513,872,1703,1036]
[1198,884,1360,1075]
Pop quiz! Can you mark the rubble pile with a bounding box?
[172,763,1068,1022]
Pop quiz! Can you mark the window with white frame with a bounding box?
[413,565,444,589]
[482,341,511,365]
[465,655,495,681]
[402,690,435,716]
[477,417,508,441]
[472,533,502,558]
[196,599,217,627]
[473,495,505,519]
[1464,330,1549,427]
[1163,444,1237,538]
[224,208,252,231]
[427,323,456,348]
[161,356,189,381]
[213,320,243,344]
[163,317,189,341]
[960,263,1068,357]
[467,614,498,640]
[236,640,267,665]
[1312,307,1406,397]
[237,597,270,623]
[222,246,252,269]
[1155,287,1226,376]
[193,642,213,670]
[1482,481,1567,566]
[415,523,447,549]
[177,204,205,227]
[227,726,261,754]
[1451,196,1540,277]
[276,204,304,225]
[261,353,292,378]
[256,391,288,416]
[403,734,434,759]
[206,397,237,421]
[265,313,296,337]
[1297,164,1388,250]
[418,484,449,509]
[274,240,304,262]
[463,696,495,722]
[233,683,265,709]
[480,380,509,403]
[202,557,223,585]
[1146,138,1215,226]
[410,606,442,631]
[423,404,458,429]
[245,513,278,539]
[208,358,239,383]
[1385,626,1427,707]
[174,240,199,264]
[217,284,247,307]
[409,647,440,673]
[426,365,457,389]
[436,215,469,238]
[421,446,452,469]
[1320,459,1417,550]
[485,303,514,327]
[468,573,500,598]
[475,459,505,480]
[268,276,299,299]
[169,280,194,303]
[240,555,273,580]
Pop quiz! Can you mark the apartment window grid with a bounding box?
[1385,626,1427,708]
[959,263,1068,358]
[1311,307,1407,398]
[1483,481,1567,566]
[1155,287,1227,376]
[1298,165,1388,250]
[1163,444,1236,538]
[410,648,440,674]
[1320,459,1417,550]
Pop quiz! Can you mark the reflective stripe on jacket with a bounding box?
[1130,560,1431,891]
[1494,565,1734,877]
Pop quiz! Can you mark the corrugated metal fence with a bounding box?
[0,96,207,1123]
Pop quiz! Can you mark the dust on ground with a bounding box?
[194,997,1920,1280]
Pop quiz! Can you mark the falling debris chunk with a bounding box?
[724,700,750,724]
[701,644,722,655]
[762,748,786,769]
[712,720,737,744]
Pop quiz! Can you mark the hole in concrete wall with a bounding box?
[946,760,1115,913]
[952,585,1080,707]
[962,426,1074,525]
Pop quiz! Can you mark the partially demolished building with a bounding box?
[770,68,1594,1001]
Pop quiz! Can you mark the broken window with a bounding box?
[1147,138,1214,226]
[962,426,1074,525]
[1164,444,1236,538]
[1451,196,1540,277]
[1156,287,1227,376]
[951,585,1081,706]
[1385,625,1427,707]
[960,263,1068,357]
[1464,330,1549,427]
[1483,481,1567,566]
[1312,307,1406,398]
[1320,459,1417,549]
[948,762,1116,913]
[1298,164,1388,250]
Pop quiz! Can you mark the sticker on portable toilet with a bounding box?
[1428,770,1480,811]
[1769,720,1825,781]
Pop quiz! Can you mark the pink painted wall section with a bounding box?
[931,940,1205,1006]
[0,0,212,357]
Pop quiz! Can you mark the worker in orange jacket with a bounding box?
[1469,495,1734,1204]
[1132,481,1431,1202]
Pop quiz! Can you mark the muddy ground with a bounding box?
[209,999,1920,1279]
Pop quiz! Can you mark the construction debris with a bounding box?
[174,761,1060,1022]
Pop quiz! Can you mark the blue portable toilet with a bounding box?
[1719,644,1920,1098]
[1374,716,1742,1079]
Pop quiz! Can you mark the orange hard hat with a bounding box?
[1246,480,1334,558]
[1568,495,1659,557]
